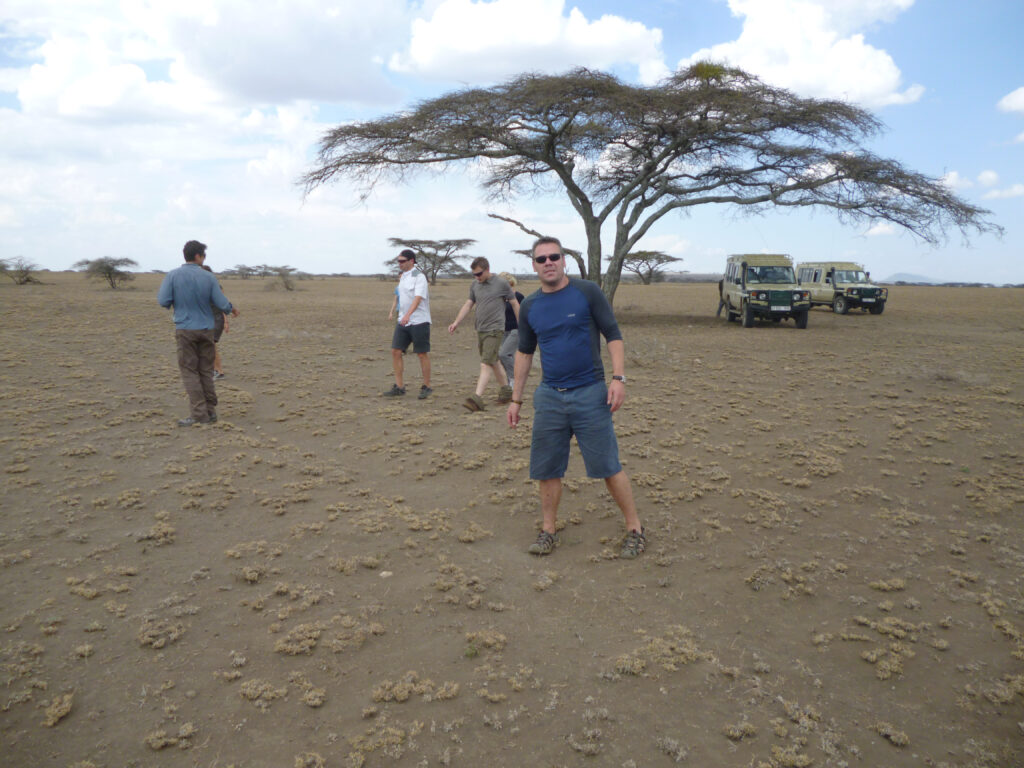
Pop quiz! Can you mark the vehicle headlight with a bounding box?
[849,289,859,296]
[792,292,800,301]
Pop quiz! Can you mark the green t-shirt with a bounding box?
[469,276,514,332]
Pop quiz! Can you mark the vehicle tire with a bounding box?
[833,295,849,314]
[741,300,754,328]
[794,309,808,329]
[869,302,885,315]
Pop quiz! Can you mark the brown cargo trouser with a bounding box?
[175,329,217,421]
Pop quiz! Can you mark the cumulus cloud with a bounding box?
[977,170,999,187]
[680,0,923,108]
[166,0,410,105]
[997,86,1024,114]
[983,184,1024,200]
[389,0,668,85]
[3,0,411,123]
[941,171,972,190]
[865,222,896,236]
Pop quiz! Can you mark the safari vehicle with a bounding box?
[718,254,811,329]
[796,261,888,315]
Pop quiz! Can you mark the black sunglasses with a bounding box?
[534,253,562,264]
[397,258,411,263]
[472,270,484,277]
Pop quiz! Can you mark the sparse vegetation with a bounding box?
[72,256,138,289]
[1,256,42,284]
[1,275,1021,766]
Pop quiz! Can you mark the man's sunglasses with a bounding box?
[397,258,411,263]
[472,271,484,277]
[534,253,562,264]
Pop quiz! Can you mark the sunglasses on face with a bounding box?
[534,253,562,264]
[397,258,411,263]
[472,271,484,277]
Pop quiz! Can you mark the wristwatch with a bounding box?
[612,375,626,383]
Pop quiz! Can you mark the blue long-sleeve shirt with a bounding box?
[157,263,233,329]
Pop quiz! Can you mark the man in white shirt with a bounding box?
[384,249,433,399]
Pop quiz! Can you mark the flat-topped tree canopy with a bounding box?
[302,63,1000,304]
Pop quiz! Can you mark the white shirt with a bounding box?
[398,268,431,324]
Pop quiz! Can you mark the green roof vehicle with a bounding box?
[717,254,811,328]
[796,261,888,314]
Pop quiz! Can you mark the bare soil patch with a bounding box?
[2,274,1023,767]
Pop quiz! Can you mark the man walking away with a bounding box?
[507,236,645,559]
[384,249,432,399]
[157,240,239,426]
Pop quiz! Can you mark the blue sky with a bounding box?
[1,0,1021,283]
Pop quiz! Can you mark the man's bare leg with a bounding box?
[604,470,642,532]
[417,353,431,387]
[474,363,492,397]
[392,348,404,388]
[538,477,562,534]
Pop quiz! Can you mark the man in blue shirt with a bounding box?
[507,236,645,559]
[157,240,239,426]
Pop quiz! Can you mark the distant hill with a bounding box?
[882,272,939,284]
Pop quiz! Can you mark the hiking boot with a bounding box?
[528,530,558,556]
[213,371,225,380]
[383,384,406,397]
[620,527,646,559]
[463,394,485,412]
[418,385,433,400]
[208,412,218,424]
[497,385,513,404]
[177,417,209,427]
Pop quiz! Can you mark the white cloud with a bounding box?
[865,222,896,236]
[977,170,999,187]
[997,86,1024,114]
[4,0,412,123]
[390,0,668,85]
[942,171,972,190]
[983,184,1024,200]
[681,0,922,108]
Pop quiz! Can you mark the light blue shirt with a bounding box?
[157,263,233,329]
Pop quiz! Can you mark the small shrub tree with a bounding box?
[73,257,138,289]
[1,257,42,285]
[386,238,474,284]
[272,266,297,291]
[614,251,683,284]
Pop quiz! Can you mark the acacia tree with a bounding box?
[386,238,475,284]
[614,251,683,284]
[302,63,998,304]
[73,257,138,289]
[488,213,587,277]
[1,257,42,285]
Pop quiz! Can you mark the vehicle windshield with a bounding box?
[833,270,867,283]
[746,265,795,284]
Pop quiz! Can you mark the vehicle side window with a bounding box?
[813,269,821,282]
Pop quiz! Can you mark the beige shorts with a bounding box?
[477,331,503,364]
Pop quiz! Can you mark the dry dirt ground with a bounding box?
[2,273,1023,768]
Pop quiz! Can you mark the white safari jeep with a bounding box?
[796,261,887,314]
[717,254,811,329]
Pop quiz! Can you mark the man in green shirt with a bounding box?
[448,257,519,411]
